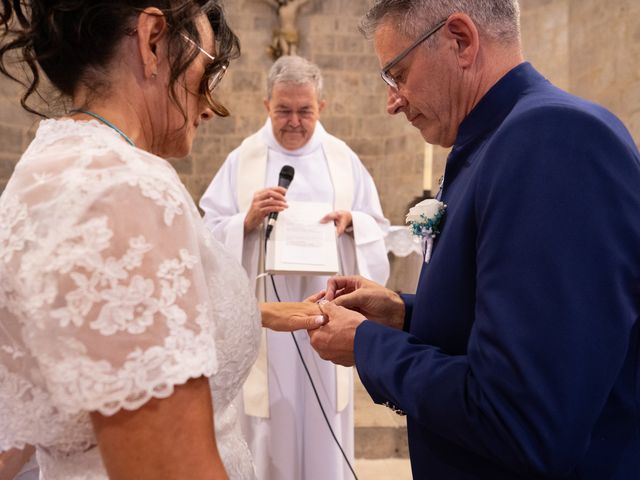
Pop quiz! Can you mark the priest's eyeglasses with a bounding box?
[380,19,447,90]
[180,33,230,117]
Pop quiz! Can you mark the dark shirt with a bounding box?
[355,63,640,479]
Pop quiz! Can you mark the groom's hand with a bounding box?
[324,275,379,301]
[308,302,366,366]
[325,275,405,330]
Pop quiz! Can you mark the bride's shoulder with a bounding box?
[31,118,156,164]
[25,118,186,198]
[5,120,196,240]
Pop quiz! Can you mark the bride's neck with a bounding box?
[71,78,153,152]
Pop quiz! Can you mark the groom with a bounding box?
[309,1,640,479]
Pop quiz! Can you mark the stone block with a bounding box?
[337,0,369,17]
[311,36,336,54]
[622,81,640,113]
[309,16,340,35]
[348,137,385,157]
[354,94,388,117]
[0,99,37,127]
[344,54,380,73]
[253,15,276,31]
[335,35,365,54]
[361,72,385,92]
[569,0,628,27]
[313,54,345,71]
[629,111,640,145]
[230,94,267,116]
[322,115,353,138]
[384,134,408,153]
[207,115,238,136]
[231,71,265,93]
[189,175,216,209]
[324,71,362,94]
[521,0,570,89]
[0,156,17,180]
[221,136,246,158]
[355,116,402,139]
[355,426,409,459]
[327,101,347,116]
[0,124,26,156]
[388,253,422,294]
[168,156,193,175]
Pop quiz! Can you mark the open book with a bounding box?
[265,200,339,276]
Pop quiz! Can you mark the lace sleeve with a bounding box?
[23,174,218,416]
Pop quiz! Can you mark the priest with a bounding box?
[199,55,390,480]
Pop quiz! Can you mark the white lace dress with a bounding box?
[0,119,261,479]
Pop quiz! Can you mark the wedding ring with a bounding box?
[316,298,328,315]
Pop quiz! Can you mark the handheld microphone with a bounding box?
[265,165,295,240]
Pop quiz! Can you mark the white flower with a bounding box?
[405,199,446,224]
[405,199,447,264]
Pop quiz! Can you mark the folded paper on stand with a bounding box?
[265,201,339,275]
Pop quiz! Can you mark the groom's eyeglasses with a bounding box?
[380,19,447,90]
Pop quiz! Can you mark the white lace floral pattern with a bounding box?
[0,119,261,479]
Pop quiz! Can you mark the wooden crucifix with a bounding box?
[261,0,312,59]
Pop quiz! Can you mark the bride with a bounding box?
[0,1,323,479]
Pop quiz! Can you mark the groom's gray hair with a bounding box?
[360,0,521,46]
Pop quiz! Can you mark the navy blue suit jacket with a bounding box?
[354,63,640,479]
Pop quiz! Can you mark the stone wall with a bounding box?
[520,0,570,90]
[430,0,640,193]
[568,0,640,137]
[0,77,39,193]
[519,0,640,172]
[0,0,639,225]
[194,0,425,225]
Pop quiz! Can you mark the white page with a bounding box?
[265,201,339,275]
[281,223,327,265]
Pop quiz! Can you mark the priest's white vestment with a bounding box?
[200,119,390,480]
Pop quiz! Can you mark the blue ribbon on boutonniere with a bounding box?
[405,199,447,263]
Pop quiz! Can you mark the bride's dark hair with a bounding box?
[0,0,240,116]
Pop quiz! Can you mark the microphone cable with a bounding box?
[267,272,359,480]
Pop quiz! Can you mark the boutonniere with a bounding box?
[405,199,447,264]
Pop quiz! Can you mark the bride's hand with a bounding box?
[260,302,327,332]
[0,445,35,480]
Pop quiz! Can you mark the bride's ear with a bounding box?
[134,7,169,80]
